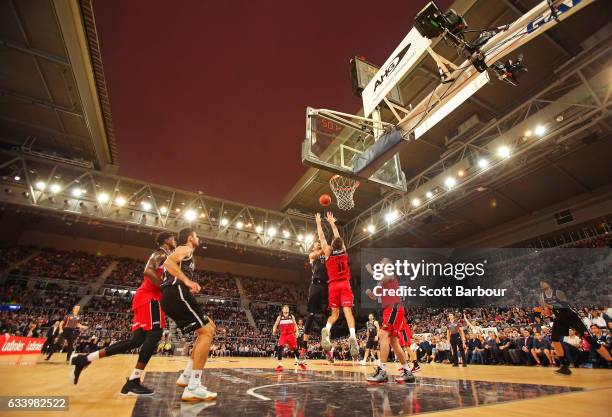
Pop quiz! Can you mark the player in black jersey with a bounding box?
[539,279,611,375]
[70,232,176,395]
[296,319,306,359]
[161,228,217,402]
[304,241,328,355]
[360,314,379,365]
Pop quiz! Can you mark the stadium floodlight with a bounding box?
[497,145,511,158]
[97,192,109,203]
[184,209,197,221]
[297,234,304,241]
[305,234,314,244]
[220,218,229,226]
[71,188,84,197]
[141,201,152,211]
[235,220,243,229]
[534,124,547,136]
[478,158,489,168]
[159,206,168,214]
[14,175,20,181]
[426,191,433,199]
[444,177,456,189]
[35,181,46,190]
[367,224,376,234]
[411,198,421,207]
[267,227,277,237]
[385,210,400,223]
[524,129,533,138]
[49,183,61,194]
[115,196,126,206]
[282,230,290,238]
[255,225,263,233]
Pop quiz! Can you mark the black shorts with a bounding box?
[307,282,327,314]
[161,284,210,333]
[551,308,588,342]
[366,339,378,350]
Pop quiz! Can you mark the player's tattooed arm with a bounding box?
[325,211,341,239]
[143,251,164,287]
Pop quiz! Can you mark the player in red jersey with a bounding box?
[272,305,306,371]
[315,211,359,360]
[70,232,176,395]
[365,258,415,383]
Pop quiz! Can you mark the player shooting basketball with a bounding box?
[315,211,359,360]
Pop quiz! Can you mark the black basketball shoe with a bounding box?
[555,364,572,375]
[120,378,155,396]
[70,354,90,384]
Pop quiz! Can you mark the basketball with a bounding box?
[319,193,332,206]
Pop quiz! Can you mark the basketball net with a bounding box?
[329,174,359,210]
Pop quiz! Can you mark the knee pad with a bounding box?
[138,329,163,364]
[131,328,147,346]
[105,329,147,356]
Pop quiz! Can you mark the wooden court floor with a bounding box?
[0,354,610,417]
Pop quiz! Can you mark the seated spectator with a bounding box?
[517,328,534,365]
[588,324,611,368]
[531,331,553,366]
[467,333,484,364]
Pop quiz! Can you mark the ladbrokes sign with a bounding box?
[0,335,46,355]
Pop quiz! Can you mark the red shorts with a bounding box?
[278,333,297,350]
[399,323,412,347]
[381,305,406,340]
[132,299,166,331]
[328,279,353,309]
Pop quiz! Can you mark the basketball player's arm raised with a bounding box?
[143,251,165,287]
[315,213,330,256]
[163,246,201,293]
[325,212,346,251]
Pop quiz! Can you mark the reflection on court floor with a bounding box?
[131,368,582,417]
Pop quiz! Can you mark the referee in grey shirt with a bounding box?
[45,305,88,362]
[447,313,467,367]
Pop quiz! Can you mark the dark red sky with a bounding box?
[92,0,451,209]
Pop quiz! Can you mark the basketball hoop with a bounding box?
[329,174,359,210]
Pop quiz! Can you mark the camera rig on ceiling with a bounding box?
[414,1,530,86]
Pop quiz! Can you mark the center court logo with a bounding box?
[373,43,412,92]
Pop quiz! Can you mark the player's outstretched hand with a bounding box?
[325,211,336,224]
[315,213,321,223]
[186,279,201,294]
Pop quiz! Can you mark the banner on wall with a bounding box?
[0,335,46,355]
